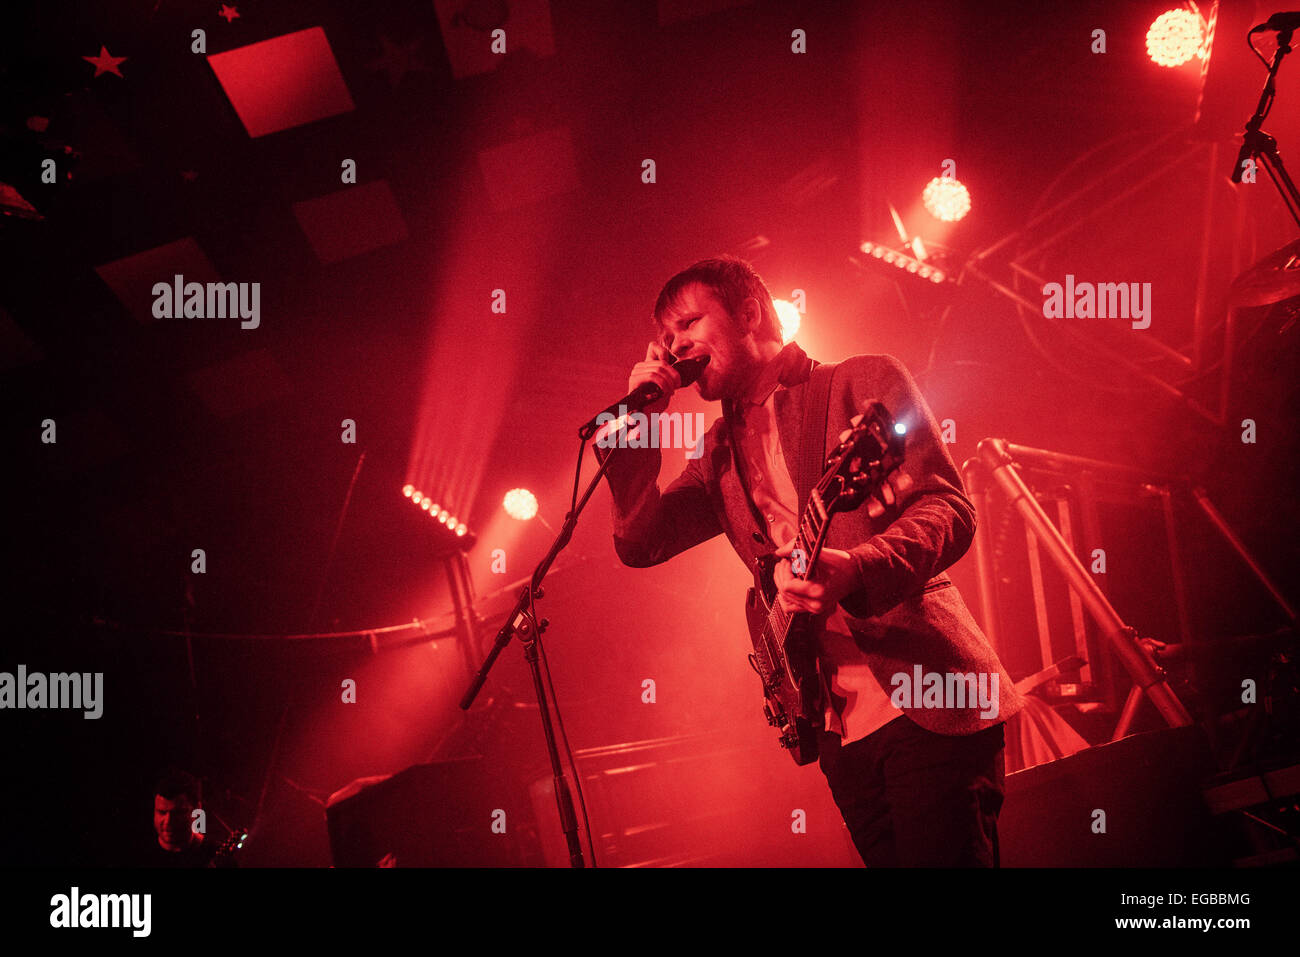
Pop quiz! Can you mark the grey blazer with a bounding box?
[600,342,1023,735]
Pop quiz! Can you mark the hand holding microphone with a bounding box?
[627,342,684,415]
[577,343,709,439]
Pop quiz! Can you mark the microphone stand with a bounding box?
[458,430,625,868]
[1232,26,1300,230]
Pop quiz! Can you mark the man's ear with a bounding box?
[741,296,763,332]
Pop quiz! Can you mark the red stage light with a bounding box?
[922,177,971,222]
[1146,9,1205,67]
[503,488,539,521]
[772,299,801,344]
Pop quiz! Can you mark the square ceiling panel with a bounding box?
[476,126,578,211]
[208,27,355,138]
[95,237,223,325]
[292,180,409,264]
[187,348,293,418]
[432,0,555,79]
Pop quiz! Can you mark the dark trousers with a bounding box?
[818,715,1006,867]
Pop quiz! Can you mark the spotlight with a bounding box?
[772,299,801,344]
[857,241,950,286]
[402,485,476,549]
[922,177,971,222]
[504,488,539,521]
[1146,8,1205,67]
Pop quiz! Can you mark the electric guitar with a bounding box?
[206,826,249,868]
[744,401,909,765]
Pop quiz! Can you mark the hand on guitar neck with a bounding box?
[771,541,859,617]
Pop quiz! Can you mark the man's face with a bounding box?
[154,794,197,851]
[659,283,766,402]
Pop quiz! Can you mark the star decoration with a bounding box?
[218,5,240,23]
[83,46,128,78]
[368,34,426,88]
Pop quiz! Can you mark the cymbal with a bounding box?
[1230,238,1300,307]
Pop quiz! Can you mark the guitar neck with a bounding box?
[766,489,833,638]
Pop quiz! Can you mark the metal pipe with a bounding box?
[977,438,1193,728]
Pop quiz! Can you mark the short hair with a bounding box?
[653,255,782,344]
[155,768,201,806]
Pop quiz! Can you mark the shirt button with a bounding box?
[767,515,775,523]
[753,472,763,482]
[752,531,765,544]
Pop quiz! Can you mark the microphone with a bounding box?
[578,354,710,440]
[1251,12,1300,32]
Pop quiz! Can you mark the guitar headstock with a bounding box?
[818,400,907,516]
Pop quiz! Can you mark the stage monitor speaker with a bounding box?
[999,724,1235,866]
[325,756,535,867]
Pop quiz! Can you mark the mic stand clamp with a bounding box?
[1232,27,1300,230]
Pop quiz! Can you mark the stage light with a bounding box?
[772,299,801,343]
[859,241,949,286]
[504,487,539,521]
[894,423,907,435]
[402,485,475,548]
[1146,9,1205,67]
[922,177,971,222]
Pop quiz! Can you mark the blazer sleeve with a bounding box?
[596,420,724,568]
[836,354,977,619]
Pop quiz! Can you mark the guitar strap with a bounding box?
[793,360,838,518]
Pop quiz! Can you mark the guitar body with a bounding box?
[742,400,909,765]
[746,557,823,765]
